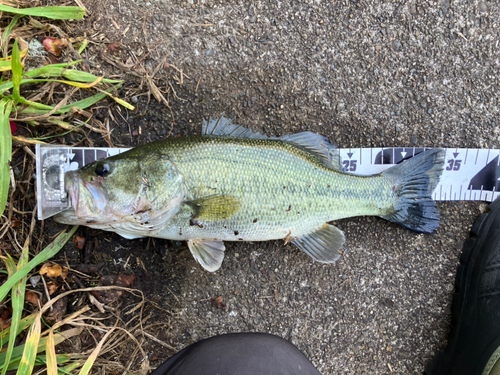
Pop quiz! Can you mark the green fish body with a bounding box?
[55,116,444,271]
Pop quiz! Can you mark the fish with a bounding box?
[54,116,445,272]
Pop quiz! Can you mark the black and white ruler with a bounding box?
[36,145,500,220]
[337,147,500,202]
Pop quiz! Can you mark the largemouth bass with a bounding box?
[55,116,444,272]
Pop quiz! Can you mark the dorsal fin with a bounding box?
[277,132,342,171]
[202,115,342,170]
[202,114,268,139]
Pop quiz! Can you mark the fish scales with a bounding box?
[55,116,444,272]
[154,136,395,241]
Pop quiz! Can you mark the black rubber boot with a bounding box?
[425,198,500,375]
[150,332,321,375]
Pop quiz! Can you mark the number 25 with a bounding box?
[342,160,357,172]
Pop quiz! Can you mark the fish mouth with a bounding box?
[65,172,79,212]
[64,172,108,218]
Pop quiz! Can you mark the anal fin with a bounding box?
[291,223,345,263]
[187,240,225,272]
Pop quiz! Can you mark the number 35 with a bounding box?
[446,159,462,171]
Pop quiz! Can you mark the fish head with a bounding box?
[55,153,185,229]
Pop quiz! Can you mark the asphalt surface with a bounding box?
[73,0,500,373]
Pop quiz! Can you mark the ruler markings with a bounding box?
[36,146,500,216]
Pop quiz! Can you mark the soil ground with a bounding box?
[21,0,500,373]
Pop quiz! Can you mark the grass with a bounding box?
[0,226,79,375]
[0,5,134,218]
[0,3,143,375]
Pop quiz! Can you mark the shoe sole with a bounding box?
[425,199,500,375]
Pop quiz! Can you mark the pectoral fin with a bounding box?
[187,239,226,272]
[186,195,241,221]
[292,223,345,263]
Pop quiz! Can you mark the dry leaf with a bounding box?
[0,307,12,330]
[43,37,68,56]
[108,43,121,54]
[73,235,86,250]
[10,217,20,228]
[211,296,227,310]
[25,291,40,305]
[117,274,136,287]
[46,281,59,295]
[48,54,62,64]
[61,267,69,280]
[76,262,104,274]
[39,263,62,277]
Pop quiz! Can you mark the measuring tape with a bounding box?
[337,147,500,202]
[36,145,500,220]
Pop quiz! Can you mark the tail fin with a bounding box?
[381,149,445,233]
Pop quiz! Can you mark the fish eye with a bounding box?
[95,162,110,177]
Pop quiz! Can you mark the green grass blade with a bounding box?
[0,327,81,371]
[24,64,122,83]
[0,71,121,94]
[1,244,28,375]
[77,39,88,54]
[11,40,22,103]
[46,330,58,375]
[0,314,36,345]
[16,313,41,375]
[1,14,22,49]
[24,63,77,78]
[61,69,120,83]
[0,98,13,217]
[77,329,115,375]
[0,226,78,302]
[5,354,71,372]
[25,61,80,76]
[1,258,19,375]
[0,5,85,20]
[17,96,55,110]
[0,60,13,71]
[19,85,122,115]
[60,362,81,374]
